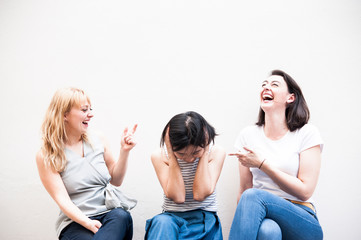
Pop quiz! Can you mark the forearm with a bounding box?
[238,164,253,203]
[55,195,91,227]
[261,161,313,201]
[193,153,213,201]
[110,148,130,186]
[165,158,186,203]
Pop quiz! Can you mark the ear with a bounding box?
[287,93,295,103]
[64,112,68,121]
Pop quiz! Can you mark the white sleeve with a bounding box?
[299,124,324,153]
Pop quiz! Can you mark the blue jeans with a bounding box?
[59,208,133,240]
[229,189,323,240]
[145,210,223,240]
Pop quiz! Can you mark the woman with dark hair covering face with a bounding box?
[229,70,324,240]
[145,111,226,240]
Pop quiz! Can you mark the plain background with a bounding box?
[1,0,361,239]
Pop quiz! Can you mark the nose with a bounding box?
[263,83,271,90]
[87,110,94,118]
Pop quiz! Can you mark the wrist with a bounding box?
[119,147,131,155]
[259,159,266,169]
[79,216,91,228]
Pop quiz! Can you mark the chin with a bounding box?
[261,102,273,109]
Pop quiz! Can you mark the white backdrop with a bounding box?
[1,0,361,239]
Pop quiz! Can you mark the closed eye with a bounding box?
[192,151,200,155]
[82,108,92,112]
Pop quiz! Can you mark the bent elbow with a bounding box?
[109,179,123,187]
[193,194,206,202]
[298,194,312,202]
[297,189,313,202]
[171,195,185,204]
[165,192,185,204]
[193,188,213,202]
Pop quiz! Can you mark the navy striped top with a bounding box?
[162,147,218,212]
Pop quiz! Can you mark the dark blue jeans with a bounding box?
[229,189,323,240]
[59,208,133,240]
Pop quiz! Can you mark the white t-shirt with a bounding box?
[234,124,323,203]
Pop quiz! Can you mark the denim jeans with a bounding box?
[59,208,133,240]
[145,210,223,240]
[229,189,323,240]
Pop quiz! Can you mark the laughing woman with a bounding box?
[36,88,137,240]
[145,111,226,240]
[229,70,323,240]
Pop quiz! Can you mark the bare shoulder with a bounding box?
[36,150,44,165]
[151,148,169,166]
[211,145,226,154]
[209,145,226,163]
[35,149,54,174]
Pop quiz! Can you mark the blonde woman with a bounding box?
[36,88,137,240]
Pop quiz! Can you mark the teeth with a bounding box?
[263,96,273,100]
[263,93,273,100]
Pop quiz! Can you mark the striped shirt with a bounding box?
[162,147,218,212]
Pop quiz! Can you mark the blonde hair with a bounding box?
[41,87,91,172]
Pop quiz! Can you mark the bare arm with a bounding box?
[103,124,137,186]
[237,163,253,203]
[230,145,322,201]
[151,148,186,203]
[193,145,225,201]
[36,151,101,233]
[261,146,321,201]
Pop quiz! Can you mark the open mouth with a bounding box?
[82,121,89,126]
[262,93,274,102]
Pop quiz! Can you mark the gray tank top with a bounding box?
[162,146,218,212]
[55,134,136,237]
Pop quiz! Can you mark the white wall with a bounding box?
[1,0,360,239]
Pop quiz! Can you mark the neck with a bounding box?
[264,110,289,140]
[65,131,82,146]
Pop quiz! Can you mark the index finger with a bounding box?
[228,152,240,156]
[131,124,138,134]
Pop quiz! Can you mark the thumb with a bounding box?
[95,221,102,229]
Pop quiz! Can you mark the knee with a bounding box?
[150,214,174,227]
[145,214,179,239]
[242,188,262,198]
[107,208,132,225]
[257,219,282,240]
[239,188,263,204]
[147,213,181,232]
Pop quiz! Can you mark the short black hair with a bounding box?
[256,70,310,131]
[160,111,217,152]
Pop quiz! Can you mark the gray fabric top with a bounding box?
[55,135,110,236]
[55,134,137,237]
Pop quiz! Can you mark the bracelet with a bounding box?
[259,159,266,169]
